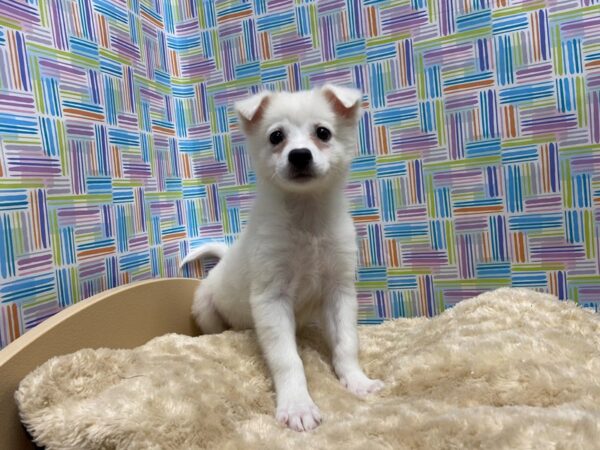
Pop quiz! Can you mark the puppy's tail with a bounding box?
[180,242,229,269]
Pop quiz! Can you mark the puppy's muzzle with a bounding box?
[288,148,313,171]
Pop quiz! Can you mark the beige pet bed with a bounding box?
[2,283,600,449]
[0,278,200,450]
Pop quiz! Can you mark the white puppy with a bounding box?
[181,85,383,431]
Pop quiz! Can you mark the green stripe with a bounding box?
[388,268,432,276]
[303,55,365,74]
[366,33,410,48]
[0,179,45,188]
[424,156,500,171]
[492,1,546,18]
[512,264,565,272]
[562,160,572,208]
[414,28,491,50]
[145,192,183,200]
[549,4,600,20]
[356,281,387,289]
[502,136,555,148]
[29,42,99,68]
[48,194,113,205]
[446,220,456,265]
[560,144,600,155]
[436,279,510,287]
[206,76,262,93]
[0,16,22,30]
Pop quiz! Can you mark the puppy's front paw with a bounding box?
[276,400,322,432]
[340,371,384,397]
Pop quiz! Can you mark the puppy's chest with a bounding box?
[284,233,341,298]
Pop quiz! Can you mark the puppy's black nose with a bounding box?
[288,148,313,169]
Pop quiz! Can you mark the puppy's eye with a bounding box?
[316,126,331,142]
[269,130,285,145]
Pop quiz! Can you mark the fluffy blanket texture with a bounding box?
[16,288,600,449]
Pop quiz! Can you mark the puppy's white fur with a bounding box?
[183,85,383,432]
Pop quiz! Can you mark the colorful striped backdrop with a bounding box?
[1,0,599,348]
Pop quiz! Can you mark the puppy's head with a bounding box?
[235,85,362,193]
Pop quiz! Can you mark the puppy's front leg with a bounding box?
[323,285,384,396]
[251,293,322,431]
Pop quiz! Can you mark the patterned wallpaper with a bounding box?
[1,0,599,348]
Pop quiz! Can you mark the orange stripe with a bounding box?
[63,108,105,121]
[585,60,600,69]
[11,303,20,341]
[78,246,117,259]
[217,9,252,24]
[112,145,122,178]
[473,111,481,141]
[369,7,378,37]
[239,36,246,64]
[196,86,204,122]
[71,3,78,36]
[443,79,495,94]
[90,139,98,172]
[353,215,380,223]
[381,127,389,154]
[540,145,547,192]
[170,51,179,78]
[542,145,549,192]
[10,33,22,91]
[510,106,517,137]
[183,154,191,178]
[31,192,41,248]
[454,205,504,215]
[408,162,416,203]
[191,259,202,278]
[261,33,270,59]
[505,105,517,138]
[141,10,162,28]
[341,10,348,41]
[519,233,526,263]
[152,125,175,135]
[398,43,406,87]
[388,240,399,267]
[76,6,83,37]
[164,231,187,242]
[99,16,109,48]
[531,12,539,62]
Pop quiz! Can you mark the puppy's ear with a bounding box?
[322,84,362,122]
[235,91,271,134]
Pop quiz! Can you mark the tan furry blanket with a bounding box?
[16,288,600,449]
